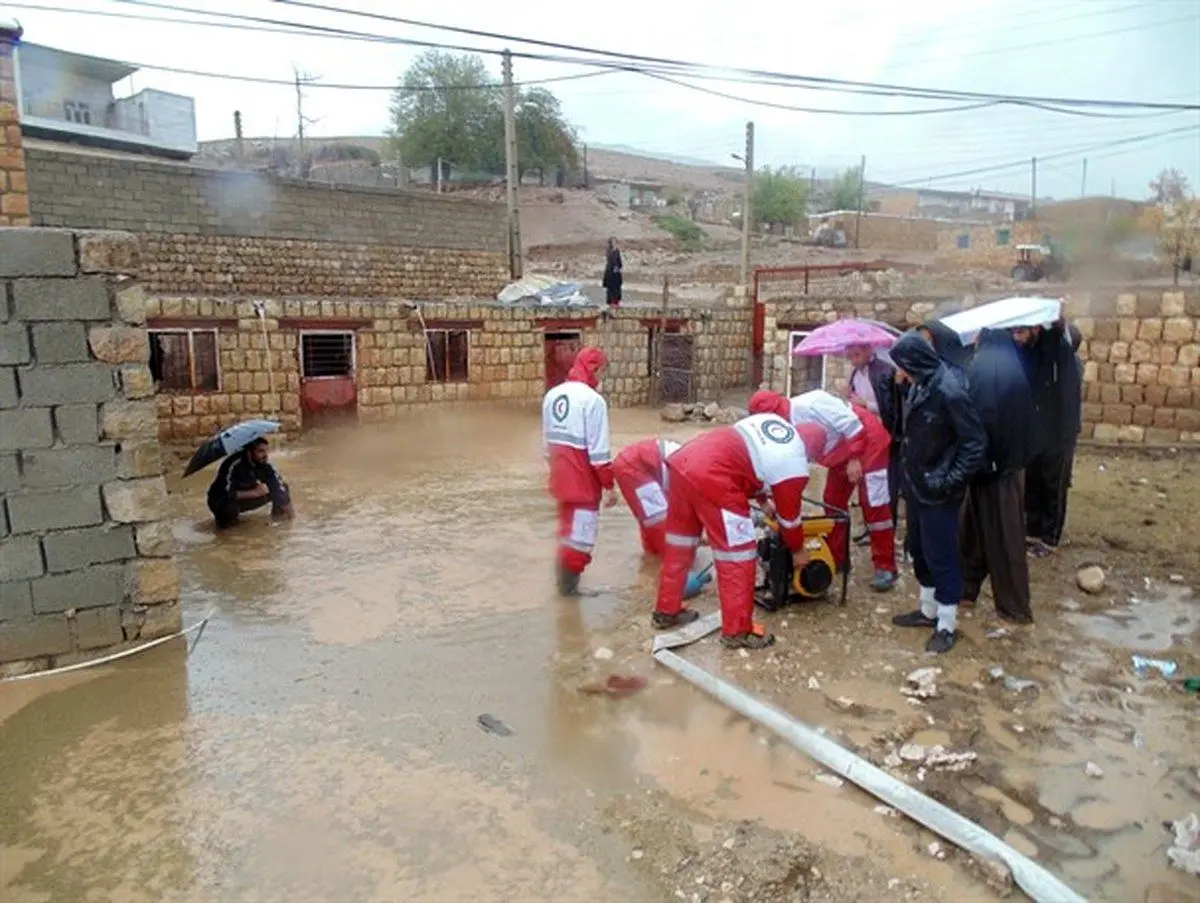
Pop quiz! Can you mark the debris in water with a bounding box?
[902,666,942,699]
[927,841,947,860]
[807,677,821,691]
[593,647,614,661]
[883,752,903,768]
[924,748,978,772]
[1167,812,1200,876]
[631,849,644,860]
[1085,761,1105,778]
[988,665,1006,681]
[1168,574,1185,584]
[722,837,736,850]
[815,772,845,788]
[985,627,1010,639]
[1132,655,1178,678]
[834,695,857,711]
[899,743,927,762]
[1076,564,1106,594]
[874,805,897,817]
[579,675,649,698]
[477,714,513,737]
[1003,675,1039,693]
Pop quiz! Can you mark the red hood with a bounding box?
[567,347,608,388]
[747,390,791,420]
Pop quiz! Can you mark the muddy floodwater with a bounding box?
[2,407,1198,903]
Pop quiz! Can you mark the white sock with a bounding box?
[937,604,958,634]
[919,586,937,619]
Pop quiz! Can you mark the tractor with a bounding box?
[1011,244,1066,282]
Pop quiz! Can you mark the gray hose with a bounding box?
[654,647,1088,903]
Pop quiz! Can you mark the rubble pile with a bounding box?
[661,402,745,425]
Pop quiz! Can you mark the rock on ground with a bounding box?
[1076,564,1107,594]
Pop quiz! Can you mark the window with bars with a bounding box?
[425,329,470,383]
[148,330,219,391]
[300,332,355,378]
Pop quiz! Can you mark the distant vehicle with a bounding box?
[1011,244,1066,282]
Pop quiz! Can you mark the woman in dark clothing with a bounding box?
[602,238,623,307]
[888,331,987,654]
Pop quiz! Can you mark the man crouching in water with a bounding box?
[207,438,295,529]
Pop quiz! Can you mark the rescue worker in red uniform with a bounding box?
[612,437,682,557]
[542,347,616,596]
[749,389,898,591]
[651,412,811,650]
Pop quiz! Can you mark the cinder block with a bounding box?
[0,614,72,660]
[17,362,116,405]
[19,446,117,489]
[0,535,45,581]
[0,407,54,450]
[12,277,111,321]
[6,487,103,533]
[0,367,16,409]
[0,579,34,621]
[0,323,30,365]
[73,605,125,651]
[54,403,100,444]
[0,228,77,277]
[31,322,90,363]
[0,453,18,492]
[31,563,126,613]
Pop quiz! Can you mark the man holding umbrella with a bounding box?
[183,420,295,528]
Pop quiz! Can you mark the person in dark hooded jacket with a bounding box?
[888,331,987,654]
[958,328,1036,623]
[1024,321,1084,553]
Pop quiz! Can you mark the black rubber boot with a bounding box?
[652,608,700,629]
[557,564,582,598]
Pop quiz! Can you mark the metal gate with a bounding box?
[544,331,582,391]
[299,330,357,427]
[658,333,694,403]
[786,330,827,395]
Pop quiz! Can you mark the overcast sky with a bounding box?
[5,0,1199,199]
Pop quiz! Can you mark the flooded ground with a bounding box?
[2,407,1198,903]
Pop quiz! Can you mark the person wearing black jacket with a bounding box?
[602,238,623,307]
[1024,321,1084,553]
[207,439,294,529]
[888,331,987,654]
[958,328,1037,623]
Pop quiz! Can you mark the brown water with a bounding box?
[1,408,1197,902]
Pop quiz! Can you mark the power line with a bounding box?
[260,0,1200,112]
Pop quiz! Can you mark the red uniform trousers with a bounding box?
[823,442,896,573]
[557,503,600,574]
[654,471,759,637]
[612,455,668,557]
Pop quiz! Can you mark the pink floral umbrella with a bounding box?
[792,319,898,357]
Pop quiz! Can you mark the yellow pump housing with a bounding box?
[758,511,847,607]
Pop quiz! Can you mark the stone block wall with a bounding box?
[23,146,509,299]
[0,227,181,673]
[1073,289,1200,444]
[810,212,942,252]
[935,221,1043,269]
[147,297,752,440]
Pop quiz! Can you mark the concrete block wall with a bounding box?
[0,25,29,227]
[147,298,753,440]
[23,146,510,298]
[0,227,181,673]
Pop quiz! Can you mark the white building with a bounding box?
[14,42,197,159]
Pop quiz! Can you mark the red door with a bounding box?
[544,332,582,390]
[299,331,358,427]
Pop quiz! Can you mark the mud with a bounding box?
[2,408,1198,902]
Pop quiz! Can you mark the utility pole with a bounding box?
[293,67,320,179]
[233,111,244,166]
[1030,156,1038,219]
[502,49,523,280]
[1081,158,1088,198]
[739,121,754,291]
[853,154,867,249]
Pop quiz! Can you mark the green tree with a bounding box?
[515,88,579,182]
[824,166,864,212]
[752,166,809,228]
[387,51,501,173]
[388,51,578,180]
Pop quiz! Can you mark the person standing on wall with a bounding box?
[888,332,986,655]
[542,347,617,597]
[602,237,623,307]
[1024,320,1084,556]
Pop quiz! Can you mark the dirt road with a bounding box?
[1,409,1196,902]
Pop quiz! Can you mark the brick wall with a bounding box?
[147,297,752,440]
[0,228,181,674]
[23,146,509,298]
[1073,289,1200,444]
[0,25,29,227]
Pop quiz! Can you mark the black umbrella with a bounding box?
[183,419,281,477]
